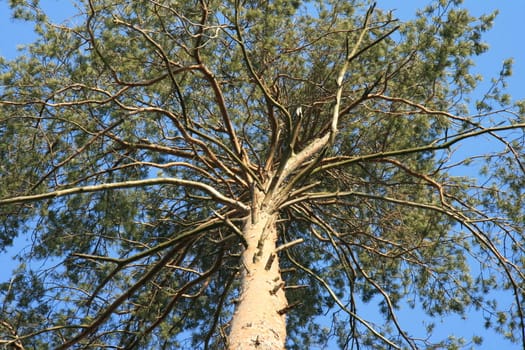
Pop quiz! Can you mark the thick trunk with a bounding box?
[228,205,287,349]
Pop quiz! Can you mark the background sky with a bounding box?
[1,1,524,349]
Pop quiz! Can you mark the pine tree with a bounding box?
[0,0,524,349]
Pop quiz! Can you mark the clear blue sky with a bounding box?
[1,1,524,349]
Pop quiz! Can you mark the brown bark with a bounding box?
[228,193,287,350]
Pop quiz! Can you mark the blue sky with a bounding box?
[1,1,524,348]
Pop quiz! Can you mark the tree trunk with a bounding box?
[228,196,287,349]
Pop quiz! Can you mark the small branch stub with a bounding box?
[284,285,308,290]
[277,301,302,315]
[270,282,285,295]
[264,253,276,271]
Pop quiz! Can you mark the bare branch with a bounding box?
[0,177,249,212]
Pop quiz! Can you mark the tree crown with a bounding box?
[0,0,524,349]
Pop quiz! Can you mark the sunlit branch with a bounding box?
[190,3,244,160]
[0,320,25,350]
[332,7,369,140]
[0,84,132,107]
[315,122,525,173]
[0,177,249,212]
[117,106,247,186]
[65,160,218,186]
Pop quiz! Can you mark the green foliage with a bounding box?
[0,0,524,349]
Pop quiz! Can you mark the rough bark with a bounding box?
[228,192,287,350]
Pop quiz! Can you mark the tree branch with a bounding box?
[0,178,249,212]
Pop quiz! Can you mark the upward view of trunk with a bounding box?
[228,192,287,350]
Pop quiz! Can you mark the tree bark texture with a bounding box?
[228,195,287,350]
